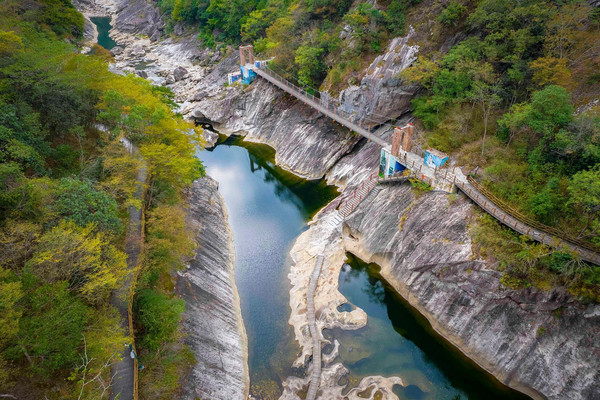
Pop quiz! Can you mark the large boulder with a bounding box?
[174,66,190,82]
[338,27,420,124]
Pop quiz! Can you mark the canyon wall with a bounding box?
[175,178,249,400]
[77,1,600,399]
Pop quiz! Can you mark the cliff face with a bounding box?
[194,77,359,179]
[338,28,420,124]
[337,178,600,400]
[175,177,249,400]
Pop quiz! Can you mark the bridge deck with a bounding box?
[253,65,600,266]
[456,178,600,266]
[254,67,389,147]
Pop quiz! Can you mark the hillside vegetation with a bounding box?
[400,0,600,300]
[0,1,202,398]
[157,0,600,299]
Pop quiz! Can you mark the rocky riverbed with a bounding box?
[74,1,600,399]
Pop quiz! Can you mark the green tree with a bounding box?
[54,178,122,235]
[26,221,128,303]
[526,85,573,134]
[0,268,21,386]
[135,289,185,351]
[16,281,89,376]
[295,44,325,88]
[438,1,467,27]
[568,167,600,244]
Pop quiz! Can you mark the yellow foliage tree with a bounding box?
[530,57,573,88]
[27,221,128,303]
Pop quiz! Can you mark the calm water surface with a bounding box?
[336,253,531,400]
[90,17,118,50]
[197,135,338,398]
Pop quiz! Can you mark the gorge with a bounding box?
[80,1,600,399]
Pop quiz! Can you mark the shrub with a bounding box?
[438,2,467,27]
[135,289,185,351]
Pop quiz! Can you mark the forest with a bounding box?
[158,0,600,300]
[0,0,202,398]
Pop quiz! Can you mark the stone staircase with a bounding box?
[339,172,380,219]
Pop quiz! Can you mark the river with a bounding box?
[90,17,530,399]
[197,135,529,400]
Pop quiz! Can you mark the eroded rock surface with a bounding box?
[175,177,249,400]
[75,2,599,399]
[194,77,359,179]
[336,179,600,400]
[338,28,420,124]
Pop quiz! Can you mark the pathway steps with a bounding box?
[306,255,324,400]
[253,63,600,264]
[110,141,146,400]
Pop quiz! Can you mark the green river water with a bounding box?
[197,135,530,400]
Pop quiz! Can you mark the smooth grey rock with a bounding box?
[340,180,600,400]
[82,15,97,41]
[110,46,123,55]
[175,177,249,400]
[191,53,359,179]
[174,22,185,36]
[166,74,176,85]
[130,45,145,57]
[338,27,420,124]
[113,0,164,35]
[135,70,148,79]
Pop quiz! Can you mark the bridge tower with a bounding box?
[239,45,255,67]
[239,45,257,84]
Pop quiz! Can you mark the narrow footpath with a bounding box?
[306,255,324,400]
[110,141,147,400]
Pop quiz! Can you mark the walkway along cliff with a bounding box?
[238,46,600,267]
[75,2,600,397]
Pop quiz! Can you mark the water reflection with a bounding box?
[336,253,531,400]
[197,135,338,399]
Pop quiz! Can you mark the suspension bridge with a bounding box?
[238,46,600,266]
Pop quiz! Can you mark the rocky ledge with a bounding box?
[340,183,600,400]
[175,177,249,400]
[294,161,600,400]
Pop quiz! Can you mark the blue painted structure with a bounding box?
[241,65,257,84]
[424,149,449,169]
[380,148,407,178]
[228,71,242,85]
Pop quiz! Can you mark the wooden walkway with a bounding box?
[110,139,145,400]
[456,177,600,266]
[306,255,324,400]
[253,64,600,266]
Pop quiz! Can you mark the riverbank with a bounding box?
[76,1,600,399]
[175,177,249,400]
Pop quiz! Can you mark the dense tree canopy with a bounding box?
[0,1,202,397]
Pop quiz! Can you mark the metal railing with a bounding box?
[340,171,379,217]
[254,65,390,147]
[251,62,600,265]
[456,177,600,265]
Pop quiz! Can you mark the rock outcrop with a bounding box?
[77,2,600,399]
[338,28,420,124]
[314,168,600,400]
[194,78,359,179]
[175,177,249,400]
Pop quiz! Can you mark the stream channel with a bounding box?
[90,18,531,400]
